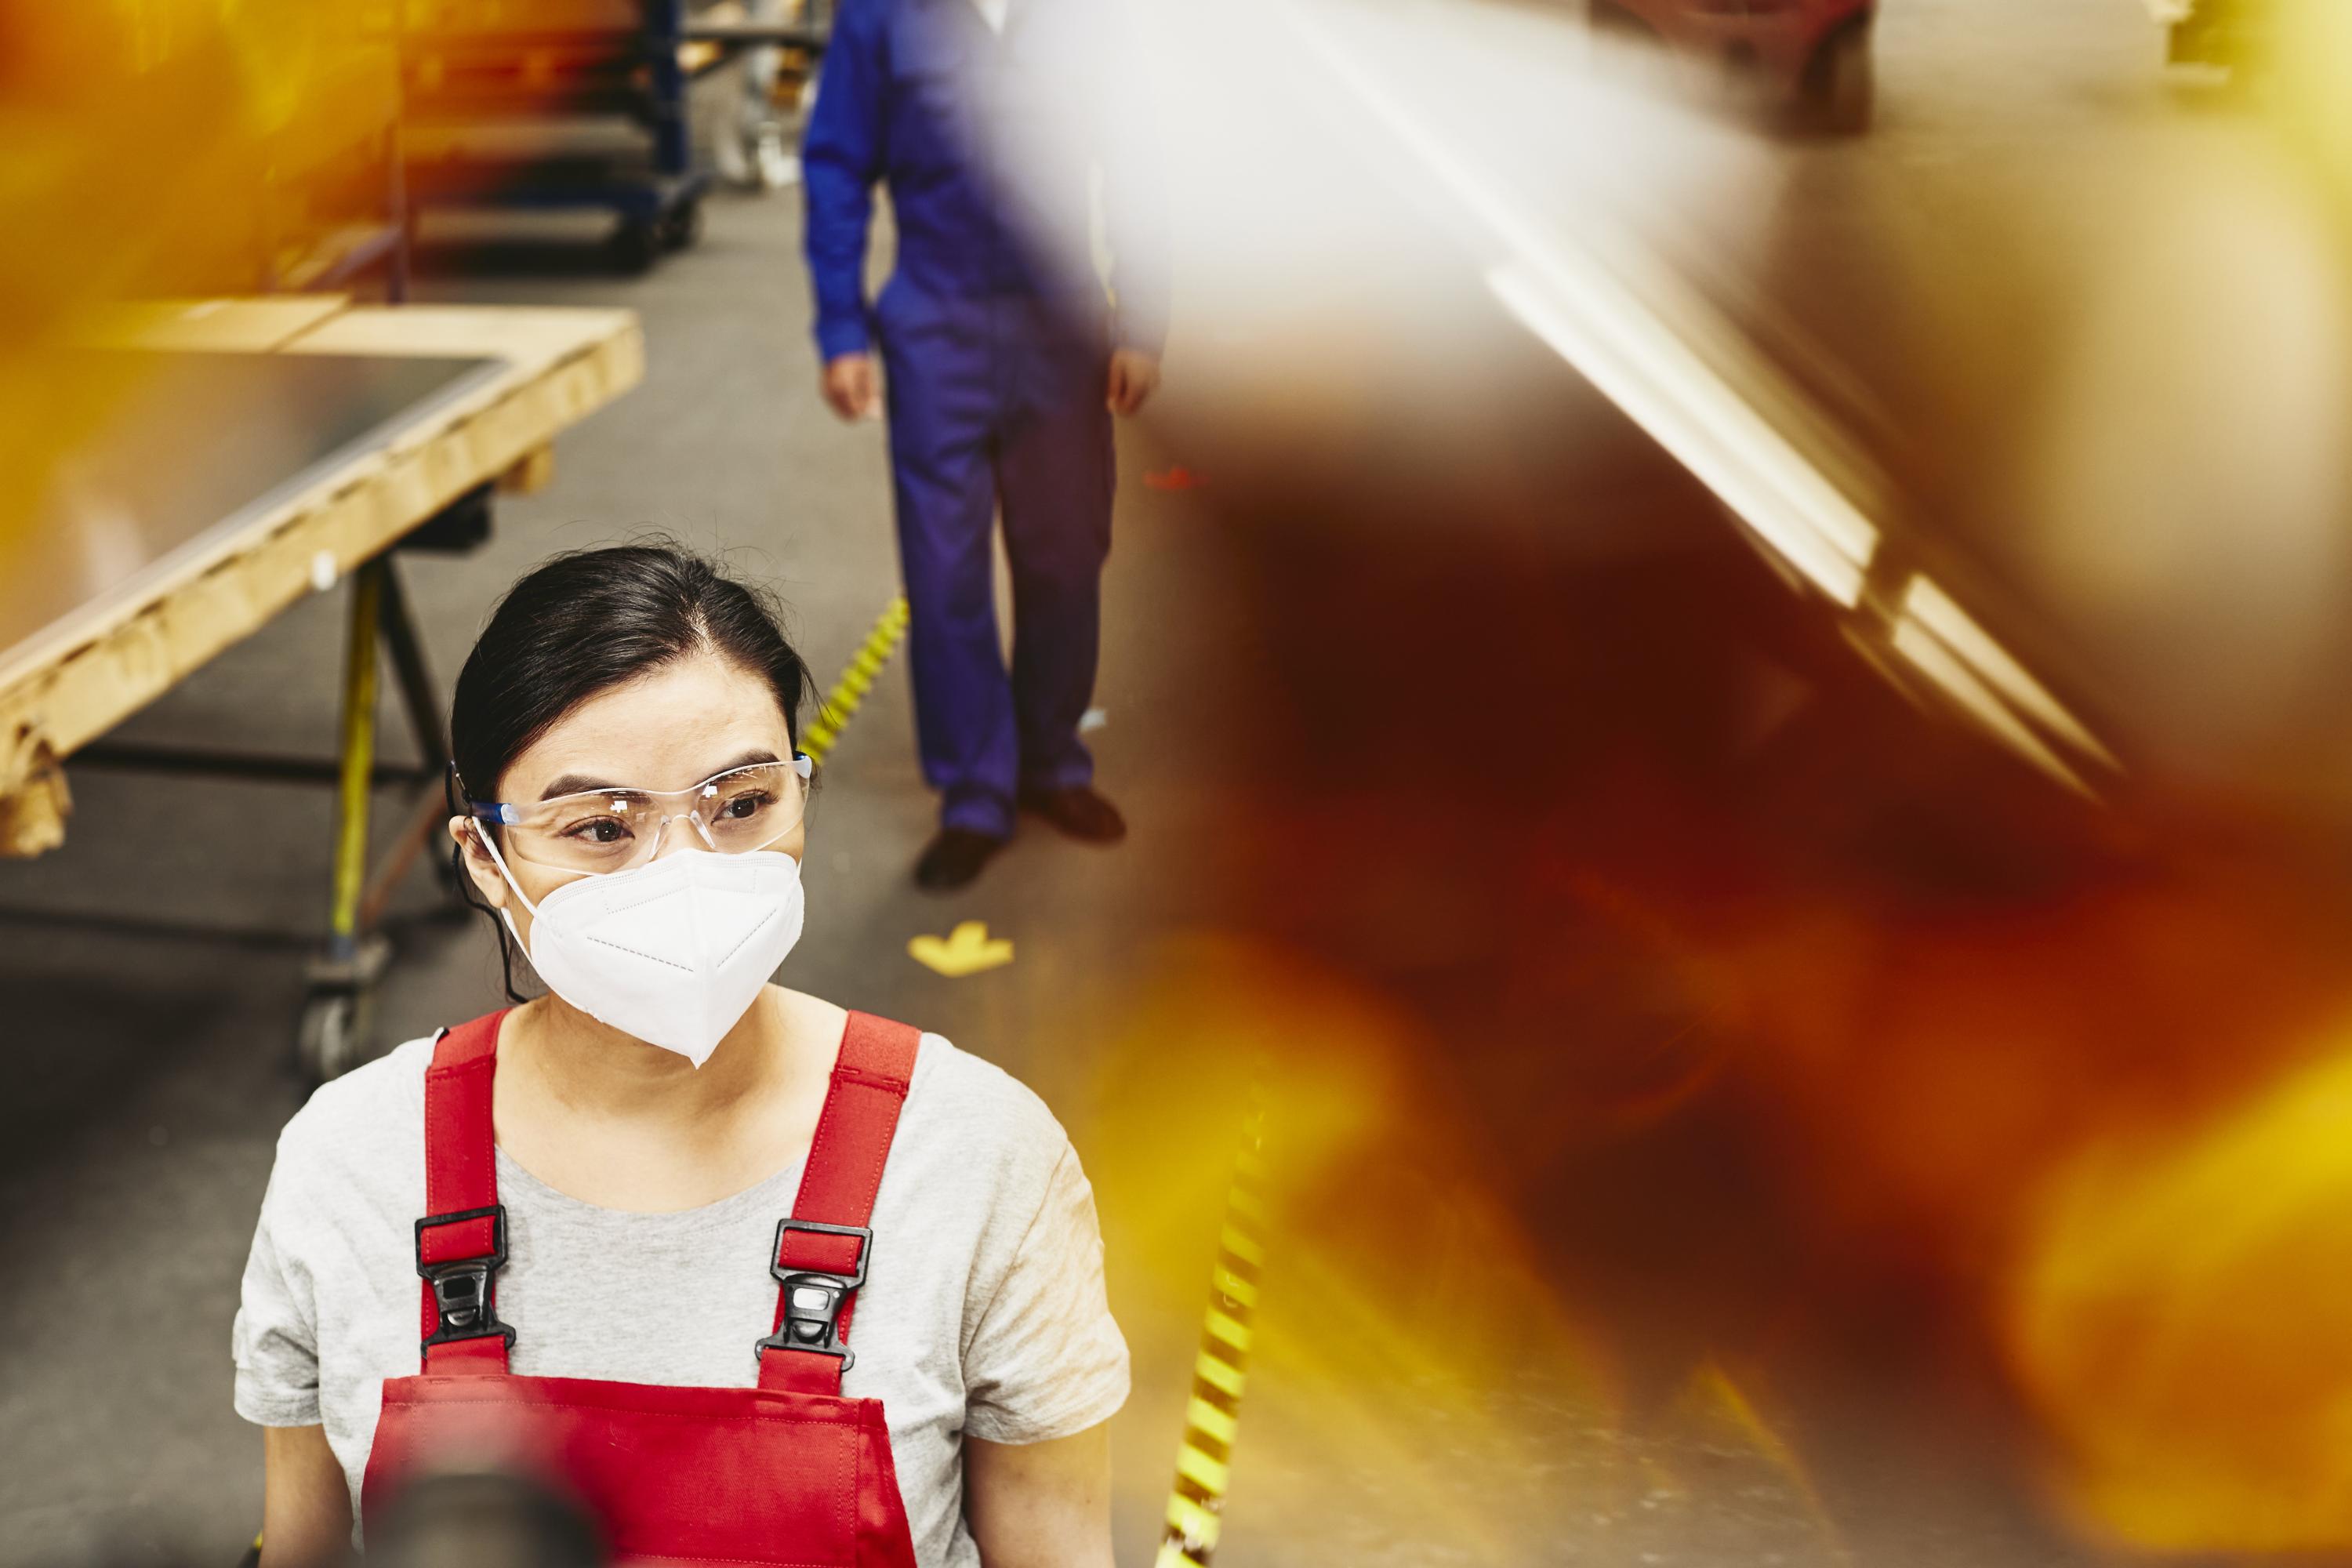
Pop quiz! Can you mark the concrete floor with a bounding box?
[0,2,2270,1564]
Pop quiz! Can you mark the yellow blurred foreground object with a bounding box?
[2273,0,2352,201]
[2005,1037,2352,1552]
[0,0,402,564]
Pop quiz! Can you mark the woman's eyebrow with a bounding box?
[539,773,626,800]
[535,750,782,801]
[704,749,782,779]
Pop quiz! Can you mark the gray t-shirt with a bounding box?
[232,1029,1128,1566]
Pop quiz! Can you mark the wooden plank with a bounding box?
[499,445,557,495]
[0,305,644,842]
[0,754,68,859]
[283,303,635,364]
[79,296,354,354]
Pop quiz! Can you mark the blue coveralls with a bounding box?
[804,0,1169,838]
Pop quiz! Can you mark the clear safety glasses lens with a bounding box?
[500,760,810,875]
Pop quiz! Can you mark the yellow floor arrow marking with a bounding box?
[908,919,1014,977]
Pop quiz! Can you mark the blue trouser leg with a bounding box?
[882,314,1019,838]
[998,309,1115,795]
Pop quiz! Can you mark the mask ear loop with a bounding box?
[462,819,551,983]
[449,764,530,1005]
[467,820,546,917]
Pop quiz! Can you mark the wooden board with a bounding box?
[0,299,644,855]
[78,296,354,354]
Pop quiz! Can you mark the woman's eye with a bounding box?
[560,817,631,844]
[720,792,774,820]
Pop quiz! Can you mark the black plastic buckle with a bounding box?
[415,1204,517,1355]
[754,1218,871,1370]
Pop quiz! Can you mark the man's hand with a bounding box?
[1107,348,1161,418]
[821,353,882,421]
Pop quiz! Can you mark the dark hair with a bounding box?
[447,544,813,1001]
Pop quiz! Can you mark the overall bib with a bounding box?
[359,1009,924,1566]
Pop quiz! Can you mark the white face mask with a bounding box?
[478,837,806,1067]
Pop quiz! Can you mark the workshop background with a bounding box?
[10,1,2352,1565]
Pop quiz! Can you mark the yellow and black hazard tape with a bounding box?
[1156,1086,1269,1568]
[801,595,910,767]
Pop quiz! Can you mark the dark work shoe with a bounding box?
[1017,785,1127,844]
[914,828,1008,892]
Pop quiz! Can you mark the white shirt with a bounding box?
[231,1030,1128,1566]
[971,0,1009,33]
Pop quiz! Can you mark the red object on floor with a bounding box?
[1145,464,1207,491]
[361,1008,924,1566]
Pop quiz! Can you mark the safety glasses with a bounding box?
[467,756,813,876]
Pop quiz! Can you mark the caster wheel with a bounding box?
[297,989,376,1083]
[611,219,662,274]
[659,200,703,252]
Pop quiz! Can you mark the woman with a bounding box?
[233,546,1126,1566]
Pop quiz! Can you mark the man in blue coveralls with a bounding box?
[804,0,1169,891]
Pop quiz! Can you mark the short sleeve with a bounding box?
[231,1160,324,1427]
[961,1144,1130,1443]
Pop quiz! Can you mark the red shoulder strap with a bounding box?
[416,1009,512,1375]
[757,1011,921,1396]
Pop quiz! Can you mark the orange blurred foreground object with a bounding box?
[2005,1036,2352,1554]
[0,0,400,553]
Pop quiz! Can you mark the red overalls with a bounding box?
[359,1009,924,1566]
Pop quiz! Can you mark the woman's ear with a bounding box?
[448,818,509,912]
